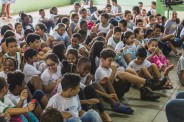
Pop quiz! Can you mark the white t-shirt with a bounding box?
[80,75,92,89]
[128,60,151,72]
[41,66,62,86]
[0,96,15,113]
[52,31,69,41]
[177,56,184,75]
[6,92,28,107]
[23,63,41,84]
[115,41,124,52]
[95,65,112,82]
[107,36,120,49]
[47,93,81,117]
[0,71,7,81]
[67,44,87,52]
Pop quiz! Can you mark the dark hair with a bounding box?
[119,19,127,27]
[101,13,109,20]
[61,17,69,24]
[124,10,131,17]
[132,6,140,15]
[77,57,91,67]
[39,9,44,13]
[15,22,22,29]
[112,0,117,3]
[53,44,66,62]
[3,57,18,70]
[122,31,134,45]
[61,73,81,91]
[145,29,154,38]
[26,33,40,45]
[147,38,158,45]
[113,26,121,34]
[28,15,33,22]
[50,7,57,14]
[153,24,161,30]
[0,77,7,91]
[79,20,87,27]
[21,13,28,21]
[1,30,15,44]
[24,29,34,36]
[138,2,143,4]
[54,23,65,31]
[45,53,59,64]
[36,23,47,33]
[5,36,17,47]
[71,13,79,19]
[0,25,12,35]
[151,1,156,6]
[136,19,143,25]
[66,49,79,60]
[72,33,81,40]
[7,71,25,92]
[155,13,161,17]
[136,47,147,58]
[100,48,116,59]
[106,4,111,8]
[162,16,167,22]
[41,107,64,122]
[134,27,142,37]
[148,15,155,21]
[61,60,77,75]
[78,29,87,36]
[74,2,81,7]
[79,8,87,14]
[24,48,38,61]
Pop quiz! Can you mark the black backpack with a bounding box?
[175,24,184,38]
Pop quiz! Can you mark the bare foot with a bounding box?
[164,65,174,76]
[7,16,12,19]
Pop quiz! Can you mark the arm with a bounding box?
[108,62,117,83]
[105,29,113,41]
[43,77,61,93]
[161,34,174,41]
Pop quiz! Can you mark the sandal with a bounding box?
[111,102,134,115]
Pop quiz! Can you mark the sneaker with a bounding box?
[140,87,160,101]
[145,77,167,91]
[100,112,112,122]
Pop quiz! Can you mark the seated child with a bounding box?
[134,27,146,48]
[61,17,72,38]
[47,73,102,122]
[23,48,43,95]
[123,10,134,30]
[128,47,173,90]
[52,23,70,47]
[66,49,79,64]
[14,22,24,47]
[0,77,37,122]
[146,38,174,77]
[7,71,48,119]
[40,107,64,122]
[177,44,184,86]
[70,13,79,33]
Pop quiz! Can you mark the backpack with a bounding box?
[175,24,184,38]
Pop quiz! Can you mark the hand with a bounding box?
[1,112,10,120]
[154,47,160,54]
[20,89,28,101]
[111,62,117,71]
[27,101,35,112]
[87,98,100,104]
[56,77,62,84]
[86,73,93,85]
[62,111,72,119]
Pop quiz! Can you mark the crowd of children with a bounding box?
[0,0,184,122]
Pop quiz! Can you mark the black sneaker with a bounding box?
[145,77,167,91]
[140,87,160,101]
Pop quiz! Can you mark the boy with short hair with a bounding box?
[47,73,102,122]
[95,48,167,101]
[138,2,143,11]
[107,26,121,49]
[26,33,41,51]
[147,1,156,16]
[124,10,134,30]
[146,15,156,29]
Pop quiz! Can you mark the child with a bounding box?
[67,33,88,56]
[134,19,144,29]
[107,26,121,49]
[70,2,81,15]
[0,77,37,121]
[154,24,181,57]
[123,10,134,30]
[134,27,146,48]
[61,17,72,38]
[111,0,122,14]
[40,107,64,122]
[53,44,66,62]
[128,47,173,89]
[47,73,102,122]
[7,71,48,119]
[26,33,41,51]
[138,2,143,11]
[23,48,43,95]
[38,9,54,34]
[70,13,79,33]
[21,13,34,32]
[15,22,24,46]
[52,23,70,47]
[145,29,154,43]
[146,15,155,29]
[4,36,22,70]
[66,48,79,64]
[147,1,156,16]
[92,13,113,34]
[41,53,62,98]
[79,8,92,23]
[95,48,168,100]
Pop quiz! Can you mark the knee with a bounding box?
[140,67,147,72]
[86,110,100,118]
[126,67,135,74]
[166,100,176,113]
[176,92,184,99]
[31,76,42,83]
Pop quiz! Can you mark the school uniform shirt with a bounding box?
[0,96,15,113]
[177,56,184,75]
[128,59,151,72]
[22,24,34,32]
[127,21,134,30]
[23,63,41,84]
[0,71,7,81]
[70,21,78,33]
[165,20,178,34]
[52,31,70,47]
[15,32,24,47]
[47,93,81,117]
[111,4,122,14]
[107,36,120,49]
[98,23,111,34]
[115,41,124,52]
[6,92,28,107]
[41,66,62,86]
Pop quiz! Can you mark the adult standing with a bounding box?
[0,0,16,18]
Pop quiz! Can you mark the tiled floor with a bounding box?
[1,4,183,122]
